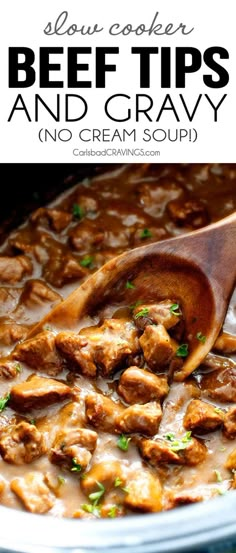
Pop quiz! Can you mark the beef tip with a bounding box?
[13,331,63,376]
[183,399,224,433]
[165,491,202,510]
[85,393,124,432]
[10,472,54,513]
[200,366,236,403]
[57,319,140,377]
[0,287,21,317]
[140,436,206,466]
[10,374,72,411]
[0,256,32,284]
[225,449,236,471]
[69,220,105,253]
[124,469,162,513]
[214,332,236,354]
[56,332,97,377]
[167,199,209,229]
[223,407,236,439]
[80,460,125,496]
[0,360,23,380]
[0,421,46,464]
[139,438,182,465]
[0,478,5,495]
[19,279,61,310]
[137,182,183,217]
[50,427,97,471]
[179,437,207,466]
[31,208,72,232]
[74,194,98,214]
[133,300,181,331]
[116,402,162,436]
[44,252,86,288]
[0,323,28,347]
[118,366,169,404]
[139,324,176,370]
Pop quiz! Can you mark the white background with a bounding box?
[0,0,235,162]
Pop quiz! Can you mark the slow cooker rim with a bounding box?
[0,491,236,553]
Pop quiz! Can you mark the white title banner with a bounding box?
[0,0,235,162]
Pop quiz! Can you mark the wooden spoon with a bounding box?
[28,212,236,381]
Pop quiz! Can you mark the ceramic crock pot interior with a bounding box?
[0,164,236,553]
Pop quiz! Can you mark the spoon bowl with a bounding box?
[28,212,236,381]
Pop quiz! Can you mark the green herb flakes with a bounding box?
[176,344,189,358]
[0,393,10,412]
[134,307,149,319]
[72,203,84,220]
[196,332,206,344]
[165,431,192,452]
[117,434,131,452]
[140,229,152,239]
[71,458,82,473]
[80,255,93,268]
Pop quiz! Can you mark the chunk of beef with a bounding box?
[166,492,202,510]
[85,393,124,432]
[56,332,97,377]
[50,427,97,471]
[124,469,162,513]
[10,374,72,411]
[223,407,236,439]
[139,324,176,370]
[167,199,209,228]
[13,331,63,376]
[0,478,5,495]
[137,182,183,217]
[31,208,72,232]
[140,436,206,467]
[0,421,46,464]
[19,279,61,310]
[57,319,140,377]
[118,366,169,404]
[116,402,162,436]
[139,438,182,465]
[179,438,207,466]
[69,220,105,253]
[133,300,181,331]
[214,332,236,354]
[0,323,28,347]
[225,449,236,471]
[80,460,125,496]
[0,360,23,379]
[0,256,32,284]
[44,253,86,288]
[183,399,224,433]
[74,194,98,214]
[0,287,21,317]
[10,472,54,513]
[200,367,236,403]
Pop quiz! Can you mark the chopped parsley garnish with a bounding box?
[170,303,181,316]
[214,407,223,415]
[30,419,36,425]
[15,363,22,373]
[88,482,105,505]
[117,434,131,452]
[58,475,66,485]
[130,300,142,311]
[214,469,223,483]
[80,255,94,268]
[108,505,118,518]
[165,431,192,452]
[176,344,189,358]
[140,228,152,239]
[72,203,84,220]
[0,393,10,412]
[82,503,101,517]
[134,307,149,319]
[126,280,135,290]
[114,476,122,488]
[71,458,82,473]
[44,324,52,331]
[196,332,206,344]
